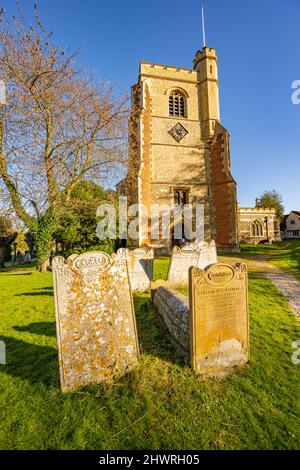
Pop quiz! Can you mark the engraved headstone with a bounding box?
[167,241,217,286]
[189,263,249,376]
[52,251,139,392]
[117,248,154,292]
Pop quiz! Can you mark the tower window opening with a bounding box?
[169,91,186,117]
[174,190,188,207]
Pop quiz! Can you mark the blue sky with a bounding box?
[2,0,300,212]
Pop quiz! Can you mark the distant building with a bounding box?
[282,211,300,239]
[238,204,281,244]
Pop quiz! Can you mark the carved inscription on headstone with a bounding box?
[52,251,139,392]
[189,263,249,375]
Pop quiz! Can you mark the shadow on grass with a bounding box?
[0,335,59,387]
[133,292,186,367]
[13,322,56,337]
[33,287,53,291]
[2,272,33,276]
[15,291,53,297]
[1,291,185,389]
[0,264,36,273]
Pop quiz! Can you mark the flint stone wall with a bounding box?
[153,285,189,358]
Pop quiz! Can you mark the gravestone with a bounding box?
[167,241,217,286]
[197,240,218,269]
[117,248,154,292]
[189,263,249,376]
[0,340,5,365]
[52,251,139,392]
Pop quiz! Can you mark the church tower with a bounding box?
[119,24,239,253]
[194,47,220,139]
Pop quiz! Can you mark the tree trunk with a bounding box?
[0,246,5,268]
[38,258,50,272]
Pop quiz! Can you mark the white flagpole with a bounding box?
[201,3,206,49]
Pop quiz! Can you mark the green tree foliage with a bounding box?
[54,181,116,257]
[32,212,57,269]
[256,190,285,220]
[14,231,30,254]
[0,215,17,267]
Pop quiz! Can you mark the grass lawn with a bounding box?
[0,247,299,450]
[220,240,300,280]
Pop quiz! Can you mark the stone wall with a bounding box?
[152,284,189,359]
[209,123,239,252]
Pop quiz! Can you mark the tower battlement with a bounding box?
[238,206,276,214]
[140,61,195,73]
[194,47,218,64]
[139,62,198,82]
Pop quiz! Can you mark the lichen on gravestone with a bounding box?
[52,251,139,392]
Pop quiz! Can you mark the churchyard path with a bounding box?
[219,241,300,321]
[263,272,300,320]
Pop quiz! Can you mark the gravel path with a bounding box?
[264,272,300,320]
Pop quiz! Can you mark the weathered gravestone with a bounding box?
[117,248,154,292]
[197,240,218,268]
[189,263,249,376]
[52,251,139,392]
[167,241,217,286]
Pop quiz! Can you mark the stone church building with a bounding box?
[238,205,281,244]
[119,45,239,254]
[119,44,279,253]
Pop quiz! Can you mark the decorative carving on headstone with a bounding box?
[189,263,249,376]
[52,251,139,392]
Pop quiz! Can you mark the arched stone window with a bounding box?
[251,219,264,237]
[169,90,186,117]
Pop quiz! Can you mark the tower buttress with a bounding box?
[194,47,220,139]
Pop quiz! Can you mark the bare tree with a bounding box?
[0,3,128,270]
